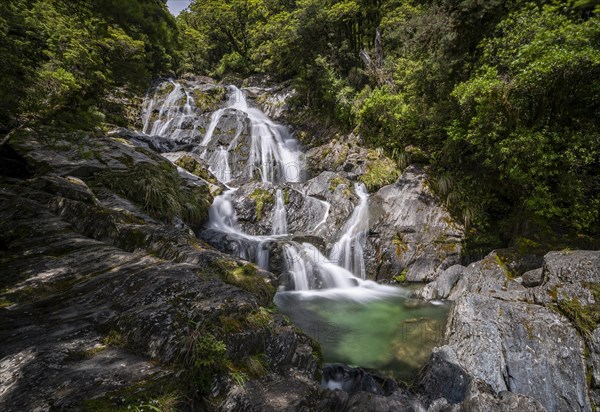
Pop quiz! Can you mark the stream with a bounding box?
[141,80,448,381]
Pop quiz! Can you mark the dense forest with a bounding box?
[2,0,599,255]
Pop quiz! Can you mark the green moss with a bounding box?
[393,268,408,283]
[94,161,212,226]
[393,233,408,258]
[249,189,273,221]
[193,86,226,113]
[552,294,600,338]
[329,176,347,192]
[211,259,276,305]
[103,330,127,348]
[333,144,349,169]
[174,154,219,185]
[359,150,400,192]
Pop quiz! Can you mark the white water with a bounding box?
[329,183,370,279]
[272,189,288,235]
[144,79,405,301]
[142,81,198,138]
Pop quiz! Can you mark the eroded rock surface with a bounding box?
[367,165,464,282]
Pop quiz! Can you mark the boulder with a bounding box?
[412,265,465,300]
[442,293,591,412]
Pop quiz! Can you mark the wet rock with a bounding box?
[367,165,464,282]
[522,268,544,287]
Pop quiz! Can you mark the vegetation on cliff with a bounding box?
[179,0,600,253]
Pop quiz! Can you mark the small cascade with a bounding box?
[199,86,303,184]
[329,183,370,279]
[272,189,288,235]
[208,147,232,183]
[142,81,198,139]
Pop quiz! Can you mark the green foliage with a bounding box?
[359,149,400,191]
[0,0,178,131]
[449,3,600,236]
[96,160,212,227]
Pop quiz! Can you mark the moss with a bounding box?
[333,144,349,169]
[393,268,408,283]
[174,154,219,185]
[552,296,597,338]
[249,189,273,221]
[193,86,227,113]
[494,253,516,279]
[329,176,347,192]
[211,259,276,305]
[393,233,409,258]
[103,330,127,348]
[94,161,212,227]
[0,297,14,308]
[359,150,399,192]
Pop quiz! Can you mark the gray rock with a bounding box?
[443,293,591,411]
[447,251,529,302]
[530,250,600,306]
[367,165,464,282]
[522,268,544,287]
[413,265,465,300]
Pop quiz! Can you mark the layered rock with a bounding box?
[413,249,600,412]
[367,165,464,282]
[0,130,322,411]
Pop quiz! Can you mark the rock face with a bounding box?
[367,165,464,282]
[0,129,322,411]
[444,294,590,411]
[414,249,600,412]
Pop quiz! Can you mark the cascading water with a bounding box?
[329,183,369,279]
[272,189,288,235]
[140,79,447,380]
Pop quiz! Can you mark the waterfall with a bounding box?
[142,79,404,300]
[198,86,303,184]
[329,183,369,279]
[272,189,287,235]
[142,80,198,140]
[207,147,232,183]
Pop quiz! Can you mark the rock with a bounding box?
[530,250,600,306]
[109,127,196,153]
[322,364,398,395]
[417,347,472,405]
[0,129,322,411]
[366,165,464,282]
[447,251,529,302]
[442,293,591,411]
[413,265,464,300]
[522,268,544,287]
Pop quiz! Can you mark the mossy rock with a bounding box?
[249,188,273,221]
[359,149,399,192]
[93,161,212,227]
